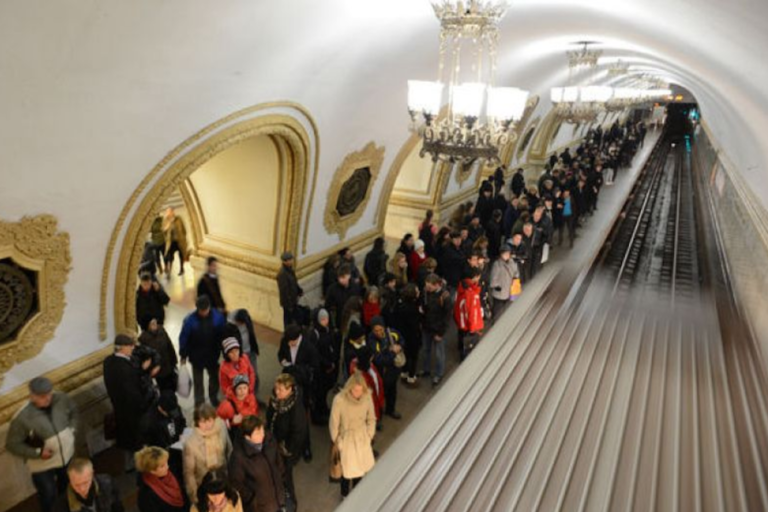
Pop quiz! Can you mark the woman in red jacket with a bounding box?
[218,337,256,401]
[408,239,427,282]
[454,267,484,360]
[348,345,385,428]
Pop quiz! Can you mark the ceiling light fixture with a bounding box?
[407,0,531,165]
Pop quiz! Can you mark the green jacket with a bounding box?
[5,392,78,472]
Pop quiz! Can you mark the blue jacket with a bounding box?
[179,308,226,367]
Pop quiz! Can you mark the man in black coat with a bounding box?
[135,271,170,326]
[421,274,452,386]
[324,264,362,330]
[511,167,526,198]
[103,334,155,470]
[53,459,123,512]
[276,251,303,329]
[439,231,466,290]
[197,256,226,313]
[278,325,320,411]
[229,416,286,512]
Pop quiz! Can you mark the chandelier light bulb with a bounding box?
[408,80,444,115]
[452,82,487,118]
[487,87,529,122]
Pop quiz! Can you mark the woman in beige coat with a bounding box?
[329,371,377,498]
[183,404,233,503]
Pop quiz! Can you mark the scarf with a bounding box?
[269,390,297,422]
[143,472,185,508]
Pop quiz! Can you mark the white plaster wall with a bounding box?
[1,0,767,394]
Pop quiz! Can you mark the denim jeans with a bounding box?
[31,467,68,512]
[421,331,445,379]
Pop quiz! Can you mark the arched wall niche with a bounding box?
[101,102,318,339]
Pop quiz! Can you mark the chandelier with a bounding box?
[407,0,530,164]
[550,43,606,124]
[567,41,602,68]
[608,59,629,77]
[551,86,612,123]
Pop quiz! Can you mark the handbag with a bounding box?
[329,443,343,482]
[177,363,192,399]
[393,350,406,369]
[509,278,522,301]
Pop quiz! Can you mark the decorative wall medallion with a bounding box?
[324,142,385,239]
[0,215,71,383]
[336,167,372,217]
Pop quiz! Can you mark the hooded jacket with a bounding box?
[454,278,484,333]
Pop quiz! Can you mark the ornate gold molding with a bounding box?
[0,215,71,384]
[106,109,312,338]
[323,142,385,240]
[375,133,421,229]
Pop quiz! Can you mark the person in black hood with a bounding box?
[363,237,388,286]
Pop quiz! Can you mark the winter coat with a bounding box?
[53,474,123,512]
[179,309,226,368]
[422,287,452,337]
[151,217,165,246]
[348,361,385,421]
[367,328,403,374]
[103,353,154,451]
[216,395,259,429]
[324,282,362,330]
[266,390,308,465]
[309,323,338,384]
[490,257,520,301]
[5,392,78,473]
[219,356,256,400]
[329,389,377,479]
[136,284,170,326]
[276,265,301,310]
[439,244,466,288]
[197,274,226,312]
[228,435,286,512]
[137,475,189,512]
[511,172,526,197]
[139,405,186,449]
[182,419,233,501]
[277,335,320,405]
[454,279,484,333]
[485,220,503,260]
[163,216,188,259]
[363,247,388,287]
[138,327,178,380]
[408,251,427,282]
[390,298,422,350]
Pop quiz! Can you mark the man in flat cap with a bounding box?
[103,334,154,472]
[5,376,79,512]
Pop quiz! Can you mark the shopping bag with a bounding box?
[541,243,550,264]
[509,278,522,301]
[177,363,192,399]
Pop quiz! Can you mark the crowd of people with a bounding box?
[5,119,647,512]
